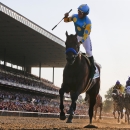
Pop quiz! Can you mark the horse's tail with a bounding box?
[95,62,101,92]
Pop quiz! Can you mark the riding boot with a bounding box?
[88,56,96,78]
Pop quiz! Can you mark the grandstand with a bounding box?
[0,2,88,117]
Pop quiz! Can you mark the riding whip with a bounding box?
[52,9,72,30]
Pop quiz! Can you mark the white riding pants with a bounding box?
[77,35,93,57]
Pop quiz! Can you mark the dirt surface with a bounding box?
[0,116,129,130]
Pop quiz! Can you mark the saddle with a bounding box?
[81,53,100,93]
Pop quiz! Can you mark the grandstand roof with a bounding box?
[0,3,66,67]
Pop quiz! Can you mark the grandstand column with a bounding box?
[23,56,26,75]
[39,62,41,79]
[4,48,6,70]
[26,66,31,73]
[52,67,54,84]
[10,60,13,72]
[11,61,13,68]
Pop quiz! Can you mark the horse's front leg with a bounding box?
[113,109,116,119]
[128,113,130,124]
[59,87,66,120]
[117,111,120,123]
[69,92,78,114]
[66,92,78,123]
[125,110,127,123]
[121,109,124,119]
[126,110,130,124]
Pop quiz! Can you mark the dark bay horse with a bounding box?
[94,94,103,120]
[59,32,100,128]
[112,89,124,123]
[124,92,130,124]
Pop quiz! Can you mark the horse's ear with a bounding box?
[66,31,68,37]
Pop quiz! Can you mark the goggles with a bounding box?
[78,10,84,14]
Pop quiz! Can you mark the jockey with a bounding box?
[113,80,124,96]
[125,77,130,87]
[125,77,130,94]
[64,4,96,78]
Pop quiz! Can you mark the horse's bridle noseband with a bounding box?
[65,48,79,65]
[65,48,79,56]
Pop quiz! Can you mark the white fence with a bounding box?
[0,110,88,119]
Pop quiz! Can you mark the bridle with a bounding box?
[65,48,80,65]
[65,48,79,56]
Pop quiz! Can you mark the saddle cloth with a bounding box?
[81,53,100,92]
[93,66,100,79]
[81,53,100,79]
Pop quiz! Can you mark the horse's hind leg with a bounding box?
[94,107,97,120]
[59,87,66,120]
[99,105,102,119]
[88,95,96,124]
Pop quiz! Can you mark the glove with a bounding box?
[64,13,69,18]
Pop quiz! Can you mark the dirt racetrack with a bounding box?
[0,116,130,130]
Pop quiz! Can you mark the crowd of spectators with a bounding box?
[0,89,88,115]
[0,65,88,115]
[0,67,59,93]
[0,67,114,118]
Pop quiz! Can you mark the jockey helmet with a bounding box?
[78,4,90,15]
[116,80,120,85]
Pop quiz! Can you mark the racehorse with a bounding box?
[59,32,101,128]
[112,89,124,123]
[124,86,130,124]
[94,94,103,120]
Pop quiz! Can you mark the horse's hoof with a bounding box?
[84,124,98,128]
[59,112,66,120]
[60,116,66,120]
[66,120,72,123]
[67,110,74,115]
